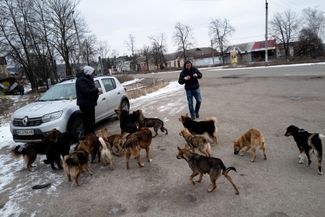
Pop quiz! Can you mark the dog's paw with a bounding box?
[318,171,323,175]
[148,159,153,162]
[250,159,255,163]
[239,152,245,156]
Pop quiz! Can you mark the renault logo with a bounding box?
[22,117,28,126]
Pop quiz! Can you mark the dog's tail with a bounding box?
[161,123,168,135]
[11,145,26,159]
[223,166,237,175]
[98,137,109,151]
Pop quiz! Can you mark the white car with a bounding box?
[10,76,129,143]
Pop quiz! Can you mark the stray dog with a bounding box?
[179,114,218,144]
[176,147,240,194]
[96,127,127,153]
[114,128,153,169]
[44,131,80,170]
[233,128,267,162]
[76,133,101,163]
[137,110,168,137]
[285,125,323,175]
[98,137,113,169]
[115,109,140,133]
[179,128,212,157]
[63,149,92,186]
[11,129,60,171]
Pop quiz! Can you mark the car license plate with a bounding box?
[16,129,34,136]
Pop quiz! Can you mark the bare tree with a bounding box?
[81,34,97,65]
[173,22,194,60]
[125,34,137,71]
[149,33,167,70]
[271,10,299,60]
[140,45,151,72]
[98,40,111,59]
[46,0,81,76]
[209,18,235,64]
[302,7,325,40]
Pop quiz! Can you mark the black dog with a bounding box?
[179,114,218,144]
[285,125,323,175]
[43,131,80,170]
[11,129,60,171]
[115,109,140,134]
[12,129,79,171]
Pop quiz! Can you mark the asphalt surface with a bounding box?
[1,63,325,217]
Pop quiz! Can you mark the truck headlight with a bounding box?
[42,111,63,123]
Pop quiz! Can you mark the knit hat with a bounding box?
[83,66,95,75]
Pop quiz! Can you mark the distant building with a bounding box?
[225,39,276,64]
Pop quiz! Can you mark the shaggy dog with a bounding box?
[178,114,218,144]
[63,149,92,186]
[233,128,267,162]
[285,125,323,175]
[176,147,239,194]
[179,128,212,157]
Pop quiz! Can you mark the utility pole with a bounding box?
[72,11,82,65]
[265,0,269,64]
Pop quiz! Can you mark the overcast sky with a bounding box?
[78,0,325,56]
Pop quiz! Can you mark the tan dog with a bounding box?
[179,128,212,157]
[114,128,153,169]
[233,128,267,162]
[63,148,92,186]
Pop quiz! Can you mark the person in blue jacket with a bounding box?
[75,66,102,134]
[178,60,202,120]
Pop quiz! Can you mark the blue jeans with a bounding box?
[186,88,202,119]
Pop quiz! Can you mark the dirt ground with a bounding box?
[1,65,325,217]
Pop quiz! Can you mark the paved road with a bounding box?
[1,63,325,217]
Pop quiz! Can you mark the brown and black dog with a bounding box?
[179,128,212,157]
[63,147,92,186]
[176,147,240,194]
[114,128,153,169]
[233,128,267,162]
[96,127,128,153]
[76,133,101,163]
[11,129,60,171]
[179,114,218,144]
[137,110,168,137]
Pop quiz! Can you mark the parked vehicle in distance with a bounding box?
[10,76,129,143]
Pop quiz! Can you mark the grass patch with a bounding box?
[127,81,168,99]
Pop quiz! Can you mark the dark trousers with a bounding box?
[79,106,95,135]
